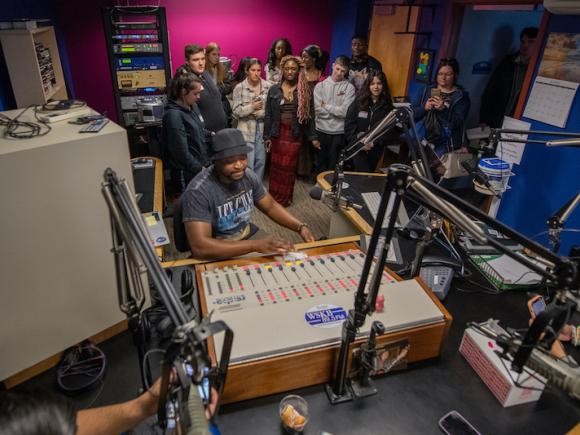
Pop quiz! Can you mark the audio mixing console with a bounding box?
[199,248,444,363]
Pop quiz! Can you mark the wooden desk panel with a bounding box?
[196,240,452,403]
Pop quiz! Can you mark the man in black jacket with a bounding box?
[177,44,228,134]
[349,34,383,92]
[479,27,538,128]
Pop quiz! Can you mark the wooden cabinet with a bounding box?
[0,107,132,381]
[0,26,68,108]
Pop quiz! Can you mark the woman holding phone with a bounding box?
[412,58,470,177]
[232,58,271,180]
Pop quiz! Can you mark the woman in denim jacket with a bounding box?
[264,55,318,206]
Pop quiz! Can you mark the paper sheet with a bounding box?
[482,253,546,285]
[496,117,531,165]
[523,76,578,128]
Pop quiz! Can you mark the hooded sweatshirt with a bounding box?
[162,100,209,174]
[313,76,356,134]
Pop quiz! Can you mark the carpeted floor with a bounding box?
[163,177,332,261]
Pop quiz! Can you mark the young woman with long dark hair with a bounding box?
[265,38,292,84]
[345,71,397,172]
[297,44,329,179]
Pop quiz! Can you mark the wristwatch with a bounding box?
[296,222,309,233]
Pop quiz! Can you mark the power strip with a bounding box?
[38,107,92,123]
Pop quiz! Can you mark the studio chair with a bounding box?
[173,198,191,253]
[173,198,260,253]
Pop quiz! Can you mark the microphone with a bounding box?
[310,185,363,210]
[460,160,500,197]
[185,385,211,435]
[479,319,580,401]
[546,138,580,147]
[523,346,580,400]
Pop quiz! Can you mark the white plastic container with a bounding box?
[477,158,512,193]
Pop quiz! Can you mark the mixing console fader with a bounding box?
[202,250,395,309]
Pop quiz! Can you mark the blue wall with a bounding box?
[497,14,580,255]
[455,7,543,127]
[330,0,373,63]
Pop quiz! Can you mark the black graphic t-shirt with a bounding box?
[182,166,266,239]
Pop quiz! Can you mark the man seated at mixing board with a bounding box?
[182,128,315,260]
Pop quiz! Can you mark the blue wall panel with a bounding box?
[497,14,580,254]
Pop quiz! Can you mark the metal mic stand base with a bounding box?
[325,382,354,404]
[350,378,379,398]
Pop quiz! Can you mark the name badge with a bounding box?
[358,111,369,119]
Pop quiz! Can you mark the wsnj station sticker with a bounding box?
[305,304,347,328]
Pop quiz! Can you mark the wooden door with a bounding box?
[368,5,419,98]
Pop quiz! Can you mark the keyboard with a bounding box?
[361,191,409,229]
[79,118,109,133]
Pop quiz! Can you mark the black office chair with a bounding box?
[173,198,260,253]
[173,199,191,253]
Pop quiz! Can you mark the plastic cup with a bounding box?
[279,394,309,433]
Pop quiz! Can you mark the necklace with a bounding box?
[305,68,321,82]
[282,83,296,102]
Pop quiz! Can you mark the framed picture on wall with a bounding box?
[414,48,435,83]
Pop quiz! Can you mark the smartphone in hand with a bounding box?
[431,88,441,98]
[527,295,567,358]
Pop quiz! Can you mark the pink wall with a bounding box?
[58,0,336,122]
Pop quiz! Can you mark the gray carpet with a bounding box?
[163,178,331,261]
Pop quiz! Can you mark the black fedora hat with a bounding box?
[211,128,252,161]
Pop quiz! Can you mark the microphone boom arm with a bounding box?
[101,169,233,431]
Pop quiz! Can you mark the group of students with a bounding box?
[162,27,539,257]
[162,34,389,208]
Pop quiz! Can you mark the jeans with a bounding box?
[247,120,265,180]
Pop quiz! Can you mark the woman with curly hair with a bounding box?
[264,55,318,206]
[345,71,398,172]
[265,38,292,84]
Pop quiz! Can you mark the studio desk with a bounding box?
[190,237,452,404]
